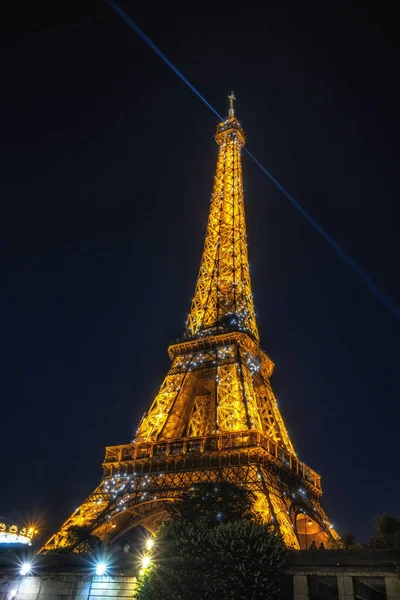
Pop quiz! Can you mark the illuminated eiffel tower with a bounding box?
[41,94,338,552]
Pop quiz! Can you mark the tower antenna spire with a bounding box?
[228,90,236,117]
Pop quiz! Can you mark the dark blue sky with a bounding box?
[1,0,399,544]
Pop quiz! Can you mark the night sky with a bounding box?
[2,1,399,545]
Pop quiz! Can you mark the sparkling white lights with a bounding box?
[95,562,107,576]
[19,562,32,576]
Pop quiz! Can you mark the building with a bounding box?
[41,96,338,554]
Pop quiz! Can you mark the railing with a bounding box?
[104,431,321,490]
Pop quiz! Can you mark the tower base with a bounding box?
[41,431,338,552]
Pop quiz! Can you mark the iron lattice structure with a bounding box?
[41,97,338,552]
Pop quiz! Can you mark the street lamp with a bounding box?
[19,562,32,576]
[95,562,107,576]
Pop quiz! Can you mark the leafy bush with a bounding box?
[136,518,286,600]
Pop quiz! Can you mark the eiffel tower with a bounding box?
[41,94,338,552]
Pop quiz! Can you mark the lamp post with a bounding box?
[305,517,308,550]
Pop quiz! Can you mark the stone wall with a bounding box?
[0,574,137,600]
[0,550,398,599]
[286,549,400,599]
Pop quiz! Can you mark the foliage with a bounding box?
[63,525,101,553]
[136,519,287,600]
[340,531,356,549]
[394,561,400,579]
[166,481,255,527]
[45,545,75,555]
[324,537,342,550]
[369,515,400,550]
[326,531,356,550]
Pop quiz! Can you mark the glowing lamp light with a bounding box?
[95,562,107,576]
[142,555,151,569]
[19,562,32,576]
[145,538,154,551]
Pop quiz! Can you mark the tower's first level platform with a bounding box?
[41,430,338,553]
[104,430,321,496]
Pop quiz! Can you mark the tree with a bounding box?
[166,481,255,526]
[136,519,287,599]
[137,482,287,598]
[63,525,101,553]
[340,532,356,549]
[369,515,400,550]
[327,532,365,551]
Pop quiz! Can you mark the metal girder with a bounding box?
[185,116,258,341]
